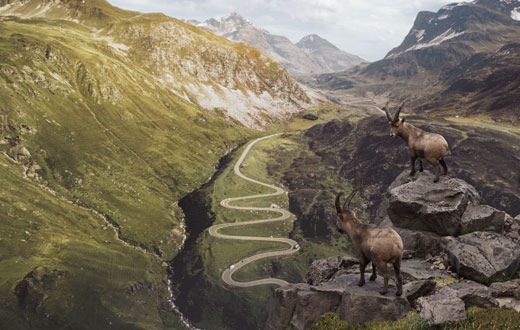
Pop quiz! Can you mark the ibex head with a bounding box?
[334,190,358,233]
[383,102,405,139]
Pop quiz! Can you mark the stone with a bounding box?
[305,256,358,285]
[302,112,319,121]
[338,284,411,325]
[416,287,467,325]
[290,287,343,330]
[461,203,506,234]
[395,227,443,256]
[266,273,411,329]
[387,170,479,236]
[449,280,498,308]
[401,259,449,282]
[265,283,309,330]
[490,279,520,299]
[443,231,520,284]
[403,279,437,307]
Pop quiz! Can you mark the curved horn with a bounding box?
[393,102,405,123]
[383,104,392,122]
[335,192,344,214]
[342,190,357,210]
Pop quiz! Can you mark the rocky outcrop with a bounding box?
[266,170,520,329]
[416,287,466,325]
[443,231,520,284]
[386,171,479,236]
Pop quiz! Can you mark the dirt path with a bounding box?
[208,133,300,287]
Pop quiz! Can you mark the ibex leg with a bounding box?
[440,159,448,175]
[409,156,417,176]
[358,255,368,287]
[369,263,377,281]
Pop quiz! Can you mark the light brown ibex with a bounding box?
[384,103,450,182]
[335,191,403,296]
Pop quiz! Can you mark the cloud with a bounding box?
[107,0,470,61]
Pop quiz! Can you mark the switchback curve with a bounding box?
[208,133,300,287]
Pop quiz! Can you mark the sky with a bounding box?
[107,0,470,62]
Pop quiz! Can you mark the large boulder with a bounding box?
[449,280,498,308]
[266,271,411,329]
[336,275,411,325]
[305,256,358,285]
[416,287,467,325]
[461,203,506,234]
[386,171,479,236]
[443,231,520,284]
[490,279,520,312]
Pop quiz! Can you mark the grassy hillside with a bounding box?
[0,2,297,327]
[0,17,250,258]
[0,155,177,329]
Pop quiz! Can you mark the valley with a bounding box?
[0,0,519,329]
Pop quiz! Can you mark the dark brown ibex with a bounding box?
[384,103,450,182]
[335,191,403,296]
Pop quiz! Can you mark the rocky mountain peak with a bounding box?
[198,11,254,37]
[194,13,366,75]
[387,0,520,58]
[296,34,340,52]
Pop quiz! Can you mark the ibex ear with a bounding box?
[401,117,406,123]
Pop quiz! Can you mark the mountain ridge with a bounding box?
[303,0,520,124]
[192,12,366,76]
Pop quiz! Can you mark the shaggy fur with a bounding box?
[335,191,403,296]
[384,104,450,182]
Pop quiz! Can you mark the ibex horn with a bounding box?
[383,105,393,122]
[342,190,358,210]
[335,192,344,214]
[393,102,405,123]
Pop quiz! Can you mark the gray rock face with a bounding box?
[490,279,520,299]
[337,280,411,324]
[305,256,358,285]
[443,231,520,284]
[416,287,467,325]
[266,274,410,330]
[449,280,498,308]
[395,226,443,256]
[403,280,437,306]
[387,171,479,236]
[461,203,506,234]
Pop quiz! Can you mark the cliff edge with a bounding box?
[266,170,520,330]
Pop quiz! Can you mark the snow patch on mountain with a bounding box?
[401,28,464,55]
[512,7,520,20]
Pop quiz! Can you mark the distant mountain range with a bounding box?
[305,0,520,123]
[189,12,366,76]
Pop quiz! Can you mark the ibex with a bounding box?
[384,103,450,182]
[335,191,403,296]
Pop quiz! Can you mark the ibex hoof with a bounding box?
[396,290,403,297]
[369,274,377,281]
[379,290,388,295]
[358,280,365,287]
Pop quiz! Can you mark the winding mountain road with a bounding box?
[208,133,300,288]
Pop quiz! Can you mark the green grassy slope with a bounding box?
[0,17,250,258]
[0,4,274,328]
[0,154,177,329]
